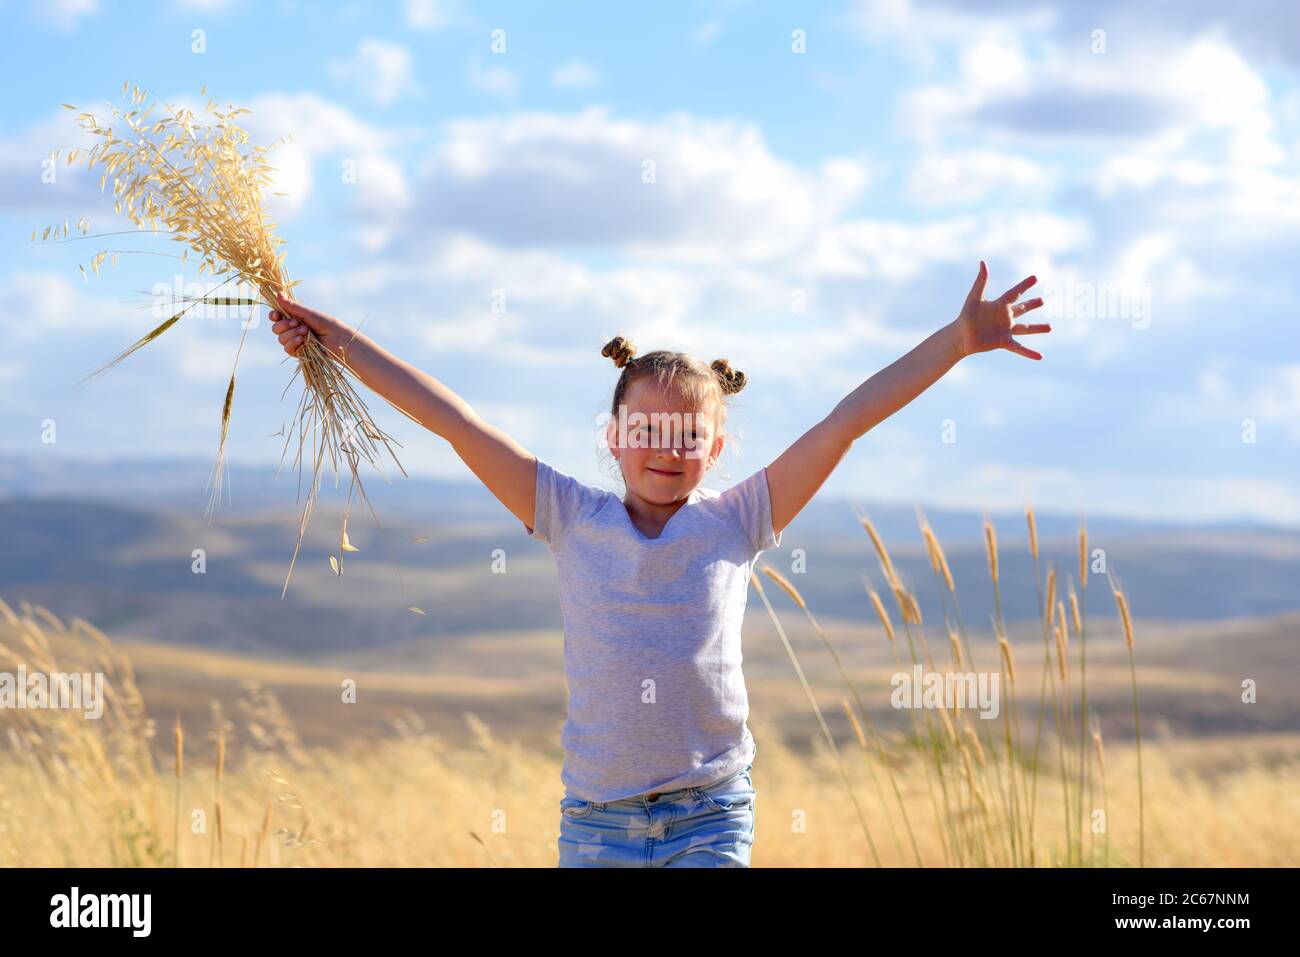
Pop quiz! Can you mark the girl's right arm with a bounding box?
[268,293,538,530]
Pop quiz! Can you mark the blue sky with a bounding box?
[2,0,1299,526]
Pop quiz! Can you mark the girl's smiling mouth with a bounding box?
[647,467,681,476]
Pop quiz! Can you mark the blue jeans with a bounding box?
[557,763,755,867]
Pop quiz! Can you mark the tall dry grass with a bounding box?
[0,576,1295,866]
[752,508,1150,866]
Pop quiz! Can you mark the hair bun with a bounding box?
[601,336,637,369]
[711,358,747,395]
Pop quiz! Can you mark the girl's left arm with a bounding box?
[765,260,1049,537]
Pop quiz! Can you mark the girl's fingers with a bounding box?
[964,260,989,308]
[1011,322,1051,335]
[276,292,320,326]
[1004,337,1042,360]
[274,292,304,317]
[1011,297,1044,316]
[998,274,1037,304]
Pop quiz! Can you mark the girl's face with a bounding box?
[607,378,724,501]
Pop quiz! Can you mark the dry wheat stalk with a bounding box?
[865,585,896,644]
[172,716,183,867]
[857,515,900,587]
[947,626,965,670]
[34,83,404,595]
[759,565,806,609]
[1026,502,1039,562]
[921,524,956,592]
[998,632,1016,685]
[254,799,273,867]
[983,515,999,586]
[842,699,868,749]
[1079,523,1089,590]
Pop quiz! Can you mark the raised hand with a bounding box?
[268,292,351,359]
[954,260,1050,361]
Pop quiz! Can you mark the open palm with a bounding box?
[955,260,1050,360]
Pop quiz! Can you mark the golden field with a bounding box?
[2,584,1297,868]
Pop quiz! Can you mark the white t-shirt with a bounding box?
[524,457,781,802]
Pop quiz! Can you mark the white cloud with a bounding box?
[0,360,25,387]
[467,56,518,98]
[235,92,410,219]
[1111,232,1229,308]
[875,18,1300,343]
[237,92,403,155]
[0,92,409,225]
[849,0,1053,70]
[458,399,555,442]
[405,107,871,264]
[174,322,282,384]
[690,18,724,47]
[0,107,108,215]
[894,20,1286,181]
[551,61,599,89]
[293,229,923,395]
[796,210,1089,282]
[1161,360,1300,444]
[260,142,313,218]
[906,149,1056,205]
[419,307,527,353]
[404,0,458,29]
[0,272,285,385]
[174,0,240,12]
[859,450,1300,528]
[898,34,1192,146]
[350,152,411,211]
[1251,365,1300,441]
[1080,37,1287,211]
[857,0,1300,78]
[31,0,98,31]
[3,272,128,343]
[329,38,420,106]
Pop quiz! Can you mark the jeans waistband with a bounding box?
[643,764,751,803]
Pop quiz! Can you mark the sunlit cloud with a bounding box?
[329,38,421,107]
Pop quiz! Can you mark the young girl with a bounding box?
[268,260,1048,867]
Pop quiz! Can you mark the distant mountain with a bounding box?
[2,450,1290,543]
[0,452,502,518]
[0,453,1298,659]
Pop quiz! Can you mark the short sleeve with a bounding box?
[523,457,605,547]
[718,466,782,555]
